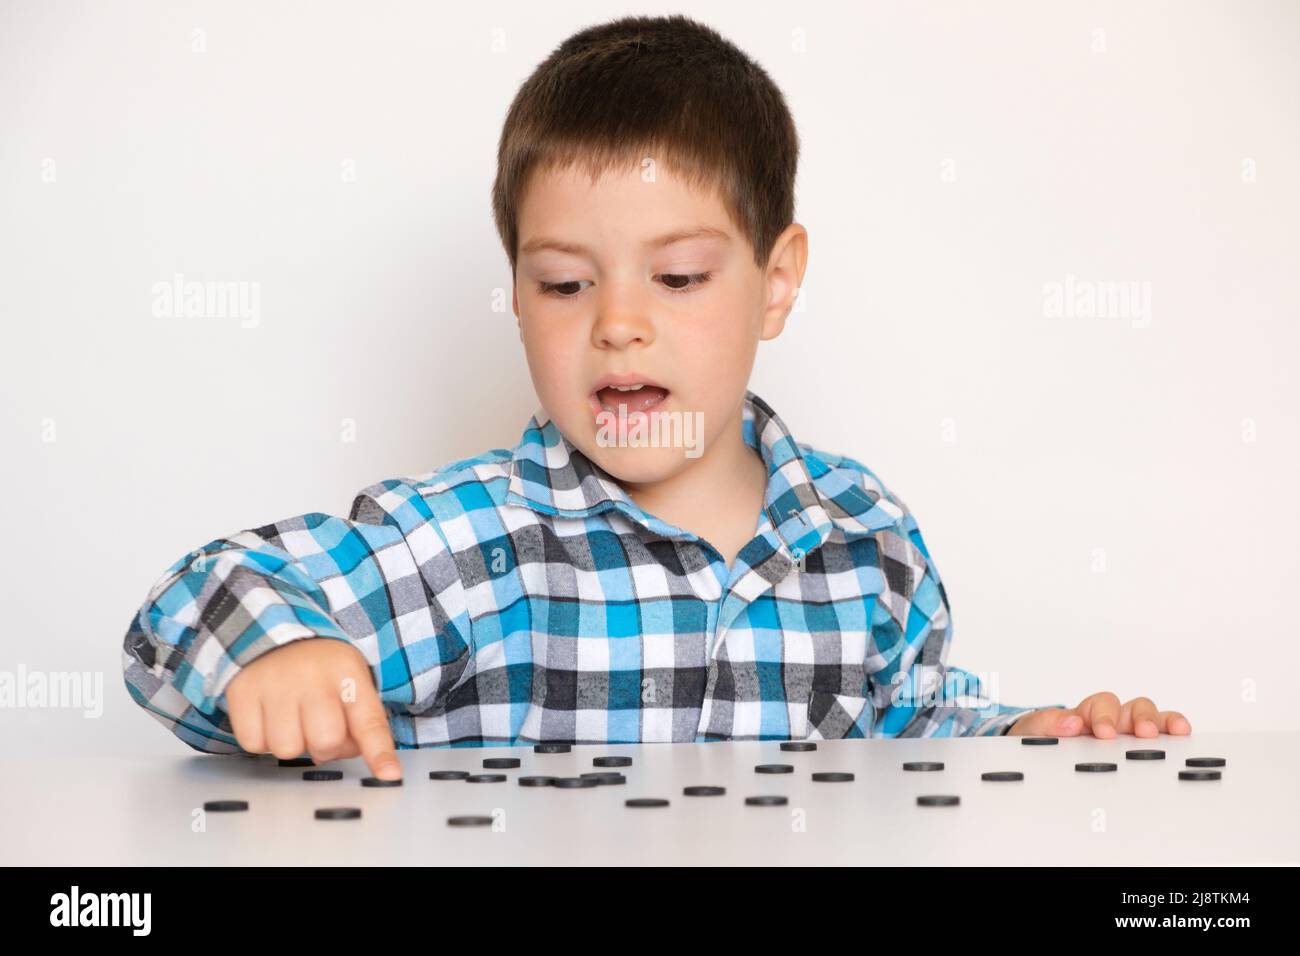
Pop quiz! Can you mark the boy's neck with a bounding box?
[615,401,769,535]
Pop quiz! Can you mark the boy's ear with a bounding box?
[512,282,522,338]
[760,223,809,341]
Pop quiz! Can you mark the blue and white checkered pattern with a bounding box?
[123,390,1061,751]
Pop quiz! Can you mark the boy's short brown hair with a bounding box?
[491,14,799,276]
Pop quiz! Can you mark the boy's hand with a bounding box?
[1005,692,1191,739]
[224,638,402,780]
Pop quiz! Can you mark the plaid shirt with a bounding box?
[123,390,1061,751]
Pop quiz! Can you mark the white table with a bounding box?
[3,731,1295,865]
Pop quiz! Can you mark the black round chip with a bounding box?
[755,764,794,774]
[518,775,558,787]
[277,757,315,767]
[1021,737,1059,746]
[593,756,632,768]
[745,795,788,806]
[465,773,506,784]
[1125,749,1166,760]
[1074,762,1118,773]
[429,770,470,781]
[1185,757,1226,768]
[482,757,520,769]
[1179,769,1222,781]
[902,762,944,772]
[360,776,403,787]
[625,798,669,808]
[203,800,248,812]
[303,770,343,781]
[447,815,495,827]
[917,794,960,807]
[683,785,725,796]
[811,772,854,783]
[981,771,1024,782]
[533,743,571,754]
[552,776,598,789]
[780,741,817,752]
[314,807,361,820]
[580,772,626,785]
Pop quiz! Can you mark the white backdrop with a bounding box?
[2,0,1296,757]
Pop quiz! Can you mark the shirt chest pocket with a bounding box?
[790,617,874,738]
[720,615,874,738]
[805,690,875,739]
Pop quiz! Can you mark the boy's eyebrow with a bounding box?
[519,226,732,257]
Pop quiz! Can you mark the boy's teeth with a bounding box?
[594,383,669,413]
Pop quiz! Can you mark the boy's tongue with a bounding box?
[596,385,668,413]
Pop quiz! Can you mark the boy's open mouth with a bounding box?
[590,376,670,416]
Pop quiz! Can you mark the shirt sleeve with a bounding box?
[121,481,472,754]
[866,501,1065,738]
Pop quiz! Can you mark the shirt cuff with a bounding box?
[971,705,1067,737]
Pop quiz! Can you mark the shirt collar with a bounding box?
[505,389,904,554]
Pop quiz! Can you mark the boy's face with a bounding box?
[512,160,805,485]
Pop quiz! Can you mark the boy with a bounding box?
[123,14,1190,782]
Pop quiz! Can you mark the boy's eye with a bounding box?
[538,279,591,297]
[537,272,713,298]
[658,272,712,293]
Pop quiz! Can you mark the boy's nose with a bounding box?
[591,309,655,349]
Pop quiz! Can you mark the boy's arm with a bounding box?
[121,481,472,754]
[866,504,1065,738]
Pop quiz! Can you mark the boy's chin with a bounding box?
[585,444,699,486]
